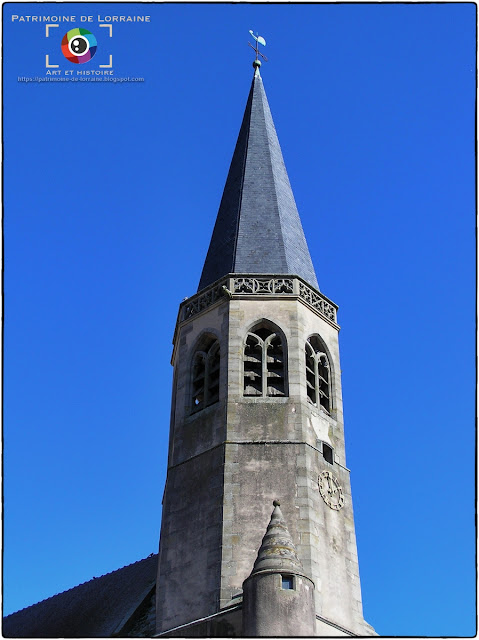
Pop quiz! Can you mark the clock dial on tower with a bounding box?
[318,470,344,510]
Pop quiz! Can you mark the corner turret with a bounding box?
[242,500,316,637]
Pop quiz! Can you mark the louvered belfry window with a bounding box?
[191,340,220,413]
[244,324,286,397]
[305,336,331,413]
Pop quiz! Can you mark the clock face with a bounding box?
[318,471,344,510]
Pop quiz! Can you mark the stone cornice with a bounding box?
[167,440,351,474]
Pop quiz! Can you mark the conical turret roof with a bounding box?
[250,500,304,576]
[198,71,319,292]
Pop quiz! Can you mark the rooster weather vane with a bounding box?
[248,30,268,67]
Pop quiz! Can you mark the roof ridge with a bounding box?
[255,74,289,273]
[231,75,254,273]
[4,553,158,618]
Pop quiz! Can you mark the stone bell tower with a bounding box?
[156,57,375,637]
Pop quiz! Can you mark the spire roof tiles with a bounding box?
[198,72,319,292]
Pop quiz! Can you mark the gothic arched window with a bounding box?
[244,323,286,397]
[191,339,220,413]
[305,336,331,413]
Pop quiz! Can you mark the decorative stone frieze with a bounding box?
[298,282,336,323]
[233,277,294,295]
[180,275,338,326]
[182,280,229,321]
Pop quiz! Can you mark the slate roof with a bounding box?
[3,554,158,638]
[198,69,319,292]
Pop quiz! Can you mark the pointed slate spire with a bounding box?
[198,73,319,292]
[249,500,304,576]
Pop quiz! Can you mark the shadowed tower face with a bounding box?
[156,61,375,637]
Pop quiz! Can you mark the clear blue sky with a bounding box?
[3,3,476,636]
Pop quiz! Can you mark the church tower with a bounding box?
[156,54,375,637]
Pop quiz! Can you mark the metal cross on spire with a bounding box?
[248,30,268,70]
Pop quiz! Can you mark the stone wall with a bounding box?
[157,287,374,636]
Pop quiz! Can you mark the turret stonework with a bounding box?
[242,500,316,637]
[156,68,376,637]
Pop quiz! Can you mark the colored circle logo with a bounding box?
[61,28,97,64]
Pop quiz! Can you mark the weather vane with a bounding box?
[248,30,268,68]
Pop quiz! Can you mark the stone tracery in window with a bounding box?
[305,336,331,413]
[244,324,286,397]
[191,339,220,413]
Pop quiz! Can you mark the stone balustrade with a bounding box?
[180,275,338,326]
